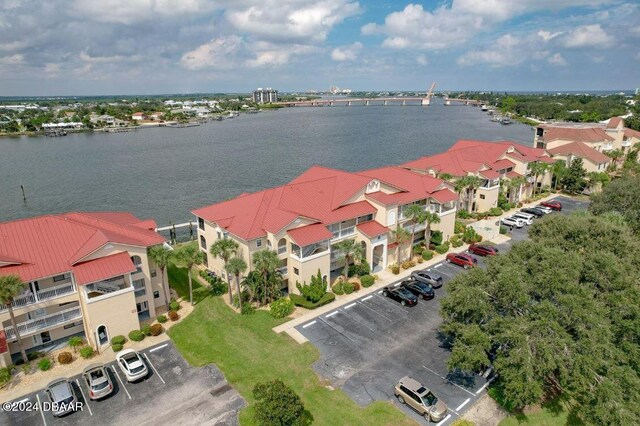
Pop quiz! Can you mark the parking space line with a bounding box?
[340,309,376,332]
[36,394,47,426]
[422,365,476,397]
[344,302,356,309]
[434,263,442,268]
[475,376,496,395]
[456,398,471,411]
[374,293,409,315]
[362,295,373,301]
[143,353,166,385]
[17,397,29,404]
[393,282,401,287]
[111,366,132,400]
[326,311,339,318]
[317,317,358,343]
[75,379,93,416]
[436,414,452,426]
[149,343,169,353]
[357,299,393,321]
[302,320,316,328]
[378,290,383,293]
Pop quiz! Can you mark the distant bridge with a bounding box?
[443,97,483,106]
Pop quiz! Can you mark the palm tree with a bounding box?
[453,176,470,210]
[147,245,173,309]
[464,176,482,212]
[175,244,204,306]
[225,257,247,308]
[252,249,281,305]
[528,162,548,196]
[390,226,412,265]
[438,172,453,181]
[507,176,526,203]
[334,239,364,277]
[423,211,441,247]
[605,149,624,166]
[550,161,567,191]
[404,204,427,259]
[209,239,239,304]
[0,275,29,364]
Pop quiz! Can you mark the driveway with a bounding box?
[1,342,245,426]
[295,196,585,425]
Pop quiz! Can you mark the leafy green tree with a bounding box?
[253,380,306,426]
[404,204,427,259]
[590,173,640,233]
[440,214,640,424]
[252,249,282,305]
[296,269,326,303]
[501,96,516,113]
[210,238,239,304]
[390,226,411,265]
[175,244,204,305]
[0,275,29,363]
[605,148,624,166]
[550,160,567,191]
[561,158,587,193]
[147,245,173,309]
[334,239,364,277]
[527,161,548,195]
[225,257,247,308]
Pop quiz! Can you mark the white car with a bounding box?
[116,349,148,382]
[534,205,553,214]
[500,216,526,228]
[511,212,534,225]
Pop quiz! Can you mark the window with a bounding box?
[278,238,287,254]
[198,217,205,231]
[131,255,143,273]
[480,194,485,199]
[200,235,207,250]
[256,238,262,247]
[153,291,160,299]
[53,274,67,282]
[151,270,157,278]
[293,267,299,275]
[217,231,222,240]
[223,232,229,239]
[267,240,272,248]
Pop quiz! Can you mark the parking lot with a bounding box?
[1,342,245,426]
[296,196,587,425]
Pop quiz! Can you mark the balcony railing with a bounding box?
[278,245,287,255]
[1,282,75,312]
[622,140,632,147]
[4,306,82,340]
[276,266,288,276]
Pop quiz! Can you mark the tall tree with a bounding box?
[209,238,239,304]
[252,249,281,305]
[147,245,173,309]
[506,176,526,203]
[528,161,548,195]
[423,211,441,245]
[550,160,567,191]
[225,257,247,308]
[0,275,29,364]
[390,226,411,265]
[175,244,204,306]
[453,176,470,211]
[465,176,483,212]
[605,148,624,166]
[561,158,587,193]
[334,239,364,277]
[404,204,428,259]
[590,173,640,233]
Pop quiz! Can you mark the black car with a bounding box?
[382,285,418,306]
[402,280,435,300]
[411,271,443,288]
[520,207,545,218]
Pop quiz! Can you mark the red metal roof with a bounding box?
[356,221,389,238]
[491,159,515,170]
[606,117,623,129]
[540,126,614,143]
[73,252,136,285]
[548,142,611,165]
[431,189,460,203]
[0,213,165,283]
[506,171,523,179]
[287,223,333,246]
[480,169,500,179]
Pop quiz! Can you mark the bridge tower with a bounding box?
[422,82,437,106]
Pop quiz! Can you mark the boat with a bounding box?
[491,115,501,122]
[500,117,512,125]
[227,111,239,119]
[480,104,488,111]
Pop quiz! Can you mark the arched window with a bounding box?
[277,238,287,255]
[200,235,207,250]
[131,255,143,273]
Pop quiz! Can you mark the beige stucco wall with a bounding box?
[287,252,330,294]
[476,186,499,212]
[432,210,456,242]
[81,287,139,350]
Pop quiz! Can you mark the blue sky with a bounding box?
[0,0,638,95]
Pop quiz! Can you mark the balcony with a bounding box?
[4,306,82,341]
[622,139,632,147]
[602,143,614,151]
[278,245,287,255]
[133,278,146,298]
[85,276,130,299]
[0,282,76,313]
[276,266,288,277]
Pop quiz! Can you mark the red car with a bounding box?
[468,244,499,257]
[540,200,562,211]
[445,253,477,269]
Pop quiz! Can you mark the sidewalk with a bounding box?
[273,192,561,343]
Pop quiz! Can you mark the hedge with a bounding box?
[57,352,73,364]
[111,335,126,345]
[422,250,434,261]
[270,298,295,319]
[128,330,145,342]
[112,343,124,352]
[360,275,375,287]
[289,292,335,309]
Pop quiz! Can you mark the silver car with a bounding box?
[83,364,114,400]
[411,271,443,288]
[500,216,526,228]
[45,378,77,417]
[534,205,553,214]
[511,212,534,225]
[116,349,148,382]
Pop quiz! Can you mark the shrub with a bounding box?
[452,420,475,426]
[391,264,400,274]
[488,206,503,216]
[413,245,424,256]
[417,257,424,263]
[422,250,434,261]
[253,380,305,426]
[270,298,295,318]
[141,325,152,336]
[79,346,94,359]
[435,242,450,254]
[331,280,345,295]
[296,269,327,303]
[457,209,472,219]
[454,220,467,234]
[209,277,227,296]
[289,292,335,309]
[342,281,355,294]
[401,260,412,269]
[516,202,523,208]
[462,226,482,244]
[111,335,126,346]
[156,314,168,323]
[38,358,51,371]
[348,279,361,291]
[21,363,31,374]
[241,303,255,315]
[112,343,124,352]
[0,367,10,386]
[169,300,181,311]
[360,275,375,287]
[430,230,443,245]
[57,352,73,365]
[450,235,464,248]
[150,324,164,336]
[27,351,44,361]
[348,261,371,277]
[128,330,145,342]
[68,336,84,352]
[409,260,416,267]
[498,192,510,211]
[499,225,508,235]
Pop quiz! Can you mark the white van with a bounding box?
[512,212,534,225]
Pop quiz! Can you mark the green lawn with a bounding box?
[166,242,210,304]
[497,396,582,426]
[167,266,415,426]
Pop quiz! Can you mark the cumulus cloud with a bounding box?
[559,24,614,48]
[244,42,316,68]
[331,42,363,61]
[180,36,243,70]
[70,0,215,25]
[457,34,524,67]
[547,53,568,66]
[416,54,428,65]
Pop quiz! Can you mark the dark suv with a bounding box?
[402,280,434,300]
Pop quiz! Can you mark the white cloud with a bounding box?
[0,54,24,65]
[416,54,428,65]
[43,63,61,74]
[547,53,568,66]
[180,36,243,70]
[559,24,614,48]
[538,30,562,42]
[71,0,214,25]
[457,34,525,67]
[331,42,362,61]
[244,42,316,68]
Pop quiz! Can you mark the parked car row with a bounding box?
[45,349,148,417]
[381,270,446,306]
[501,201,563,229]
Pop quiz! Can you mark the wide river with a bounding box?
[0,101,533,226]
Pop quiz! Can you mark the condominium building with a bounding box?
[0,212,168,367]
[193,165,458,294]
[402,140,555,212]
[252,88,278,104]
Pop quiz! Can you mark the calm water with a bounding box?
[0,101,533,226]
